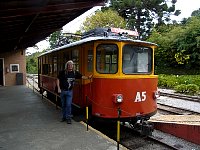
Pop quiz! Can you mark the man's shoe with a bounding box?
[60,118,66,122]
[67,119,72,124]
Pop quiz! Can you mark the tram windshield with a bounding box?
[96,44,118,74]
[122,45,152,74]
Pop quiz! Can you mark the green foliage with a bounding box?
[81,9,126,32]
[49,30,63,49]
[155,66,200,75]
[158,74,178,88]
[26,51,43,74]
[186,84,199,94]
[174,84,187,93]
[48,30,81,49]
[148,15,200,69]
[174,84,199,94]
[159,74,200,95]
[191,8,200,17]
[174,50,190,64]
[109,0,180,39]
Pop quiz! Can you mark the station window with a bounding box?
[10,64,19,73]
[96,44,118,74]
[122,45,152,74]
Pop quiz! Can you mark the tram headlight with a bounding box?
[117,95,123,103]
[113,94,123,103]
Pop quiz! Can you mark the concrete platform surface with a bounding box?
[0,86,119,150]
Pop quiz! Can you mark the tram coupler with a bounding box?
[134,117,154,136]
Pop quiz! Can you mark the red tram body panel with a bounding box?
[90,77,158,118]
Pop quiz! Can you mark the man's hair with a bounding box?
[65,60,74,69]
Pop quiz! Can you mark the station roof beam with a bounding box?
[0,0,105,53]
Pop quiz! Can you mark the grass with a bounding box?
[158,74,200,95]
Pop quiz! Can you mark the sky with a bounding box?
[26,0,200,54]
[62,6,101,33]
[170,0,200,21]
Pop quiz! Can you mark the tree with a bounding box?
[191,8,200,17]
[180,8,200,24]
[48,30,81,49]
[81,9,127,32]
[48,30,69,49]
[108,0,180,39]
[26,51,43,74]
[148,16,200,69]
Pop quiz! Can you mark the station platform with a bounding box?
[0,86,120,150]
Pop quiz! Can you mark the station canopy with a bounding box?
[0,0,105,53]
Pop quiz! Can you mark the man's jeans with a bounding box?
[60,90,73,119]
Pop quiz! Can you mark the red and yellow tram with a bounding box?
[38,28,159,127]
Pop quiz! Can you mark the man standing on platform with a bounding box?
[56,60,92,124]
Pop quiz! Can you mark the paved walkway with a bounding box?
[0,86,121,150]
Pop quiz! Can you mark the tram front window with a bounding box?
[96,44,118,74]
[122,45,152,74]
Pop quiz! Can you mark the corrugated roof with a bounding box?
[39,36,158,56]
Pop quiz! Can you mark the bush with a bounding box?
[158,74,178,88]
[166,80,177,88]
[157,70,200,95]
[174,84,187,93]
[158,78,168,87]
[173,84,199,95]
[186,84,199,95]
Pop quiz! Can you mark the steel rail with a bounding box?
[157,103,200,115]
[147,135,181,150]
[119,124,179,150]
[160,92,200,102]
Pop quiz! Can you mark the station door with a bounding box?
[0,59,3,86]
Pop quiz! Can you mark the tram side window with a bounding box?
[96,44,118,74]
[48,55,52,75]
[42,64,49,75]
[63,51,71,70]
[53,56,57,76]
[72,49,79,71]
[122,45,152,74]
[87,50,93,72]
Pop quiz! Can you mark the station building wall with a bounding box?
[0,50,26,86]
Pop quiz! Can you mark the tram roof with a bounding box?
[39,36,158,56]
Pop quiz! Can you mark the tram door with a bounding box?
[0,58,3,86]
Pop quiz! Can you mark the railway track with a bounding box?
[160,91,200,102]
[157,103,200,115]
[89,122,181,150]
[157,91,200,115]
